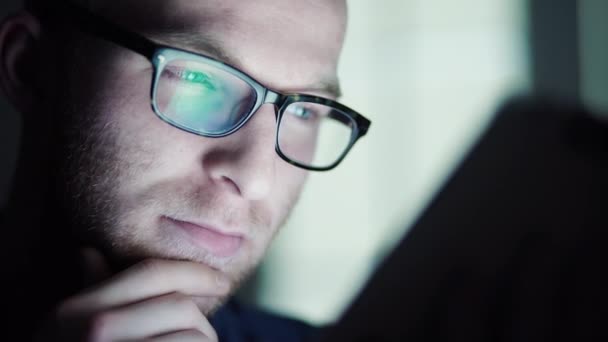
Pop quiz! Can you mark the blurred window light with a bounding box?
[248,0,531,325]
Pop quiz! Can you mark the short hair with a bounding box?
[25,0,106,26]
[25,0,97,16]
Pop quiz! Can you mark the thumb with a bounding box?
[79,247,112,287]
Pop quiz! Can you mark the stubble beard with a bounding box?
[56,96,301,315]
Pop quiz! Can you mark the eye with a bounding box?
[163,67,218,91]
[179,70,217,90]
[286,104,314,120]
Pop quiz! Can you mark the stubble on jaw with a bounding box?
[55,85,303,299]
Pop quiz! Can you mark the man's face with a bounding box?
[52,0,346,312]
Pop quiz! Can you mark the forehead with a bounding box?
[87,0,347,29]
[83,0,347,94]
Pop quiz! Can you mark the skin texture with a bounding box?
[0,0,346,340]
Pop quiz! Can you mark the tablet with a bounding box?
[318,96,608,341]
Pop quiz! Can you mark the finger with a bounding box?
[150,329,216,342]
[86,293,217,341]
[80,247,112,287]
[65,259,231,312]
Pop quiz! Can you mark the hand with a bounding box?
[36,248,230,341]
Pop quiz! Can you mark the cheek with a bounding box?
[100,107,184,206]
[96,59,193,175]
[272,162,308,213]
[111,120,195,199]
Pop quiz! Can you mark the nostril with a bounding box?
[204,149,244,196]
[219,175,241,196]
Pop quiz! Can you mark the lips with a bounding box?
[163,216,243,258]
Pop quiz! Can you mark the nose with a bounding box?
[204,105,277,200]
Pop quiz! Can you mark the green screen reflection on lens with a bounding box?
[167,69,232,133]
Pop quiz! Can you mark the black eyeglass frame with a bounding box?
[50,1,372,171]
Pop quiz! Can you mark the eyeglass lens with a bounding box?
[154,57,355,169]
[278,102,355,168]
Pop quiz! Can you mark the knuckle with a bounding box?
[56,291,92,317]
[55,297,77,318]
[169,295,205,327]
[85,312,115,342]
[180,298,202,319]
[165,292,190,307]
[205,327,219,341]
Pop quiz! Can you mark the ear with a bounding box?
[0,11,41,114]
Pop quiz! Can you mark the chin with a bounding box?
[103,225,262,285]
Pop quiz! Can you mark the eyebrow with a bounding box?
[304,78,343,99]
[149,29,241,67]
[149,30,343,99]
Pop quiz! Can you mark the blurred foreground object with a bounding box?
[320,96,608,341]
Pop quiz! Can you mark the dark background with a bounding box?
[0,0,21,208]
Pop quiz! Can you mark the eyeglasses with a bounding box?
[51,2,371,171]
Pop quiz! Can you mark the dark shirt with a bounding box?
[211,300,318,342]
